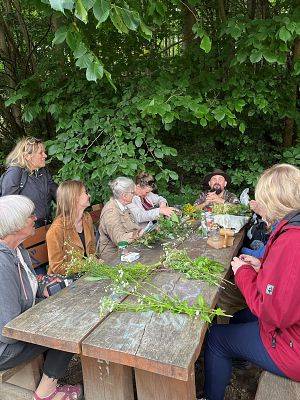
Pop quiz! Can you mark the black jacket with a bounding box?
[1,166,57,224]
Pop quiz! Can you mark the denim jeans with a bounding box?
[204,308,285,400]
[0,341,73,379]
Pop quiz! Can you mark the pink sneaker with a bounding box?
[33,384,83,400]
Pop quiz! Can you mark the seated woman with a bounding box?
[203,164,300,400]
[46,180,96,275]
[98,177,143,262]
[0,195,82,400]
[1,137,57,227]
[127,172,175,228]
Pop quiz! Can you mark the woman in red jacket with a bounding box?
[203,164,300,400]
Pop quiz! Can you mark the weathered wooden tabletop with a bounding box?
[81,231,244,380]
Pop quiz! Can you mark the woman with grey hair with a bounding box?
[0,137,57,227]
[98,177,144,261]
[0,195,82,400]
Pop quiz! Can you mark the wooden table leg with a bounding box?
[135,368,196,400]
[81,356,135,400]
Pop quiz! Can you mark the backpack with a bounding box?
[0,168,29,196]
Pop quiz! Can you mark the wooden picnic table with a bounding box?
[2,247,164,354]
[3,230,243,400]
[80,231,244,400]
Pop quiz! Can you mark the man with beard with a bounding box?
[195,169,239,210]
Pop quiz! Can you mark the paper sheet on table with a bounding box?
[213,214,250,233]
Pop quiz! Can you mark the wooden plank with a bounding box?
[27,243,48,268]
[81,355,134,400]
[7,355,43,391]
[255,371,300,400]
[3,278,125,354]
[82,233,244,381]
[0,383,34,400]
[135,368,196,400]
[23,225,49,248]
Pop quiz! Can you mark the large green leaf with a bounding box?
[140,21,152,40]
[93,0,110,24]
[250,50,262,63]
[66,30,80,50]
[49,0,65,12]
[75,52,93,68]
[52,26,68,45]
[120,8,140,31]
[75,0,88,23]
[278,26,292,42]
[74,42,88,58]
[86,59,104,81]
[110,5,128,34]
[200,35,211,53]
[82,0,95,11]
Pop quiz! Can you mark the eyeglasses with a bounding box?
[27,137,42,145]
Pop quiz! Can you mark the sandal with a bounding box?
[33,384,83,400]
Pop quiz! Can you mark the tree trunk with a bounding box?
[283,38,300,147]
[182,3,196,50]
[247,0,256,19]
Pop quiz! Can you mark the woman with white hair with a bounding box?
[202,164,300,400]
[98,177,144,262]
[0,195,82,400]
[0,137,57,227]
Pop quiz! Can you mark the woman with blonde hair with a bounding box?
[202,164,300,400]
[1,137,57,227]
[46,180,96,275]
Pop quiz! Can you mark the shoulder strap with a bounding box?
[0,173,4,196]
[19,169,29,192]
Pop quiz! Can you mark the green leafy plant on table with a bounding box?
[66,246,229,321]
[212,204,252,216]
[182,203,204,220]
[135,213,193,248]
[163,247,225,287]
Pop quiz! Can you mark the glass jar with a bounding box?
[117,241,128,259]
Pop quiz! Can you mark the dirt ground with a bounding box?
[60,355,261,400]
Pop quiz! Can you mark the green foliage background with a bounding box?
[0,0,299,203]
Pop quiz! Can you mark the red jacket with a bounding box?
[235,210,300,381]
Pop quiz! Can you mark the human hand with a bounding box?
[239,254,261,272]
[231,257,248,275]
[160,206,176,217]
[43,277,62,298]
[205,192,224,204]
[249,200,264,216]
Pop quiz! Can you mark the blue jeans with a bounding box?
[204,308,286,400]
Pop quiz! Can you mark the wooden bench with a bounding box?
[255,371,300,400]
[0,355,43,399]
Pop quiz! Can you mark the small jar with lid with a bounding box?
[117,241,128,259]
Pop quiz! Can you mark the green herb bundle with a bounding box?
[66,253,157,287]
[212,203,252,216]
[163,248,224,286]
[102,292,228,322]
[136,213,192,248]
[182,203,204,220]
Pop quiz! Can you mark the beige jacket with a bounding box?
[98,199,140,262]
[46,213,96,275]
